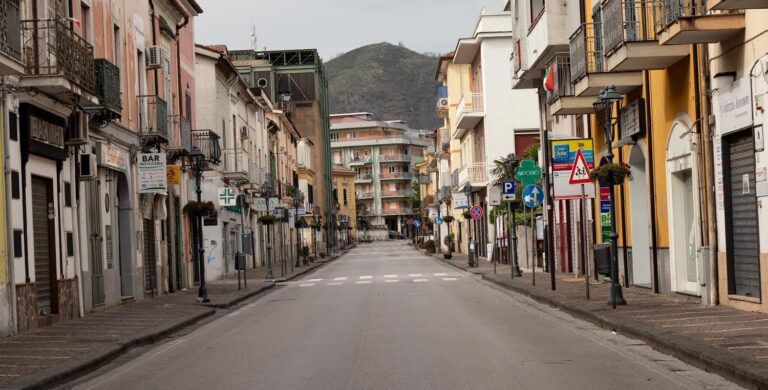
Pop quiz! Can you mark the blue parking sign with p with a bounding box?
[502,180,516,200]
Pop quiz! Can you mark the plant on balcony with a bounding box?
[442,215,455,224]
[183,201,217,218]
[591,163,631,186]
[462,210,471,220]
[258,215,281,225]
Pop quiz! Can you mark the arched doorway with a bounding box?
[628,145,652,286]
[666,119,700,294]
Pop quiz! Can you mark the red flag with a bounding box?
[543,64,555,92]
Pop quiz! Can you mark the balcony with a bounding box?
[20,19,97,104]
[331,134,431,148]
[379,172,412,181]
[356,191,374,200]
[602,0,689,72]
[379,154,410,163]
[381,207,413,216]
[355,173,373,183]
[708,0,768,10]
[349,156,372,166]
[138,95,169,145]
[381,190,410,199]
[570,23,643,97]
[191,130,222,166]
[93,58,121,122]
[221,148,250,182]
[458,162,488,189]
[655,0,744,46]
[547,53,596,116]
[0,0,23,75]
[455,93,484,136]
[439,172,454,189]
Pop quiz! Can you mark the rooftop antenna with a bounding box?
[250,24,258,52]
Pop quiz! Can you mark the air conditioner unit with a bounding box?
[65,111,89,145]
[146,46,162,70]
[256,78,268,89]
[437,98,449,110]
[79,153,97,180]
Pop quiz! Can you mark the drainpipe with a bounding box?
[618,149,629,287]
[148,0,159,95]
[644,71,661,294]
[3,89,17,334]
[699,44,718,305]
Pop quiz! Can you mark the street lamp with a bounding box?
[293,188,304,268]
[184,147,209,302]
[464,183,475,268]
[593,85,627,308]
[503,154,522,278]
[260,181,275,280]
[313,214,321,258]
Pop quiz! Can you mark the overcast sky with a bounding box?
[194,0,502,60]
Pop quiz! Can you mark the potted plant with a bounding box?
[258,215,280,225]
[442,215,455,224]
[443,234,455,259]
[183,201,217,218]
[462,210,471,220]
[591,163,632,186]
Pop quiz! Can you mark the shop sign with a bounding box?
[619,99,646,141]
[138,153,167,194]
[551,139,596,199]
[452,192,469,209]
[716,78,752,135]
[166,165,180,184]
[599,185,611,243]
[97,143,129,172]
[29,115,65,148]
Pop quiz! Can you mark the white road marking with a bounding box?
[384,275,398,278]
[434,273,448,276]
[385,280,399,283]
[327,282,343,286]
[409,274,422,277]
[307,279,322,282]
[413,279,428,282]
[356,281,371,284]
[359,275,372,279]
[443,278,458,281]
[334,277,347,281]
[299,283,315,287]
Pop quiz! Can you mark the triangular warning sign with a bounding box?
[569,149,592,185]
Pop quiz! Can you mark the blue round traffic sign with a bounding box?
[434,216,443,225]
[414,220,421,228]
[470,205,483,220]
[523,185,544,208]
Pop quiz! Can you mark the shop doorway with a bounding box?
[86,179,105,306]
[31,176,58,316]
[628,145,652,286]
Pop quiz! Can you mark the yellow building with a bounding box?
[332,165,356,244]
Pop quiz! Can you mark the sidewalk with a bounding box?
[0,247,352,390]
[422,247,768,389]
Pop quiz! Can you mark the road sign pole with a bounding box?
[511,201,521,278]
[582,184,590,300]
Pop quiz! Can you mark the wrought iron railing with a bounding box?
[380,154,409,162]
[570,23,605,83]
[349,156,372,164]
[603,0,657,56]
[381,208,412,216]
[381,190,410,198]
[191,129,222,164]
[456,93,484,119]
[222,148,249,176]
[21,19,95,93]
[654,0,714,33]
[0,0,21,62]
[355,173,373,182]
[380,172,412,180]
[138,95,169,139]
[547,53,574,104]
[94,58,121,114]
[356,192,374,199]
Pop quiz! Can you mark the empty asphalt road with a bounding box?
[68,241,739,390]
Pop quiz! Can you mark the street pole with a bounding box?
[581,184,589,300]
[511,202,521,278]
[195,166,208,302]
[542,128,556,291]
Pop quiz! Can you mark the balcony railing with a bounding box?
[355,173,373,182]
[380,154,409,162]
[379,172,412,180]
[249,164,269,185]
[356,192,374,199]
[191,129,222,165]
[570,23,604,83]
[459,163,488,186]
[94,58,121,117]
[655,0,708,32]
[138,95,169,140]
[381,208,412,216]
[222,148,249,177]
[349,156,372,165]
[0,0,21,63]
[381,190,410,198]
[547,53,574,104]
[452,169,460,188]
[21,19,96,94]
[440,172,454,188]
[603,0,657,55]
[456,93,484,118]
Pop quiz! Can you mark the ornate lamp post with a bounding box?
[464,183,475,268]
[503,154,522,278]
[260,181,275,280]
[313,214,321,258]
[593,85,627,308]
[293,188,304,268]
[186,147,209,302]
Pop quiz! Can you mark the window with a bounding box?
[64,182,72,207]
[330,133,338,142]
[9,112,17,141]
[113,24,121,66]
[81,2,91,43]
[343,189,348,205]
[334,188,338,202]
[531,0,545,24]
[13,230,22,258]
[66,232,74,257]
[11,171,19,199]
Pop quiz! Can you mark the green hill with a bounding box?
[326,42,441,130]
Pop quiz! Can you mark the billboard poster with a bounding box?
[550,139,596,199]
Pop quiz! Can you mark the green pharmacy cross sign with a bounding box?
[515,160,542,187]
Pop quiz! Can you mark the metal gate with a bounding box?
[724,130,761,298]
[143,218,157,294]
[31,177,56,315]
[87,180,105,305]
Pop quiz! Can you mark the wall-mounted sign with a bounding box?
[166,165,180,184]
[619,98,646,141]
[551,139,596,199]
[29,114,65,148]
[755,125,764,152]
[716,77,753,135]
[138,153,167,194]
[97,143,129,172]
[218,187,237,207]
[453,192,469,209]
